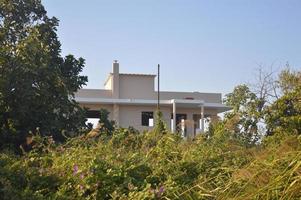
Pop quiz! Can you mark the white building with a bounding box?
[75,61,230,137]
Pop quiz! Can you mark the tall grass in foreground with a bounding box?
[0,130,300,199]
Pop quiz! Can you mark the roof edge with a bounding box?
[119,73,156,77]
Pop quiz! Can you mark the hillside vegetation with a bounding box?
[1,67,300,199]
[0,129,301,199]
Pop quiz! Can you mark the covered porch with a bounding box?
[169,99,229,137]
[170,99,205,137]
[76,97,230,137]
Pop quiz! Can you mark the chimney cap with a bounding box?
[113,60,118,63]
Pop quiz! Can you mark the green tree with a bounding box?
[153,110,168,135]
[265,85,301,135]
[224,84,263,145]
[278,66,301,95]
[0,0,88,149]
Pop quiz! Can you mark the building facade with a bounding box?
[75,61,230,137]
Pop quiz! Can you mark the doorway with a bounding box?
[171,114,187,137]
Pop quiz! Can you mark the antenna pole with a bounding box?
[157,64,160,111]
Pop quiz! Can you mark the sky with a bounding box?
[42,0,301,95]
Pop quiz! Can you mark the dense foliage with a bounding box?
[0,0,88,151]
[0,128,300,200]
[224,67,301,141]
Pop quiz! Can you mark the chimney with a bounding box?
[112,60,120,99]
[112,60,119,74]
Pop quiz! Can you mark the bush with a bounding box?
[0,128,300,199]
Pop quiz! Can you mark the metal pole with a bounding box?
[157,64,160,111]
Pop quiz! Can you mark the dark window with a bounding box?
[142,112,154,126]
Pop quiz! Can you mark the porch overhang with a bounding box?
[75,97,231,113]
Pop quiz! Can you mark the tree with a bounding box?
[278,66,301,95]
[224,67,301,141]
[0,0,88,150]
[265,70,301,135]
[251,66,279,105]
[153,110,167,135]
[224,85,263,145]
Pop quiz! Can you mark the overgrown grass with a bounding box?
[0,130,300,199]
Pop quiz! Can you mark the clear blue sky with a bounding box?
[43,0,301,95]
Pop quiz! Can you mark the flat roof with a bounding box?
[75,97,231,113]
[120,73,156,76]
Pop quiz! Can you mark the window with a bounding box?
[142,112,154,127]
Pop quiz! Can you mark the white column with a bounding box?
[172,100,176,133]
[113,104,119,126]
[201,105,205,133]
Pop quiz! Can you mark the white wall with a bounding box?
[104,75,113,90]
[119,75,156,99]
[75,89,112,98]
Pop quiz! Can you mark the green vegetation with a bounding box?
[0,0,88,152]
[0,126,300,199]
[0,74,300,199]
[0,0,301,199]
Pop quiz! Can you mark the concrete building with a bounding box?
[75,61,230,137]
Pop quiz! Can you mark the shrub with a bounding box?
[0,128,300,199]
